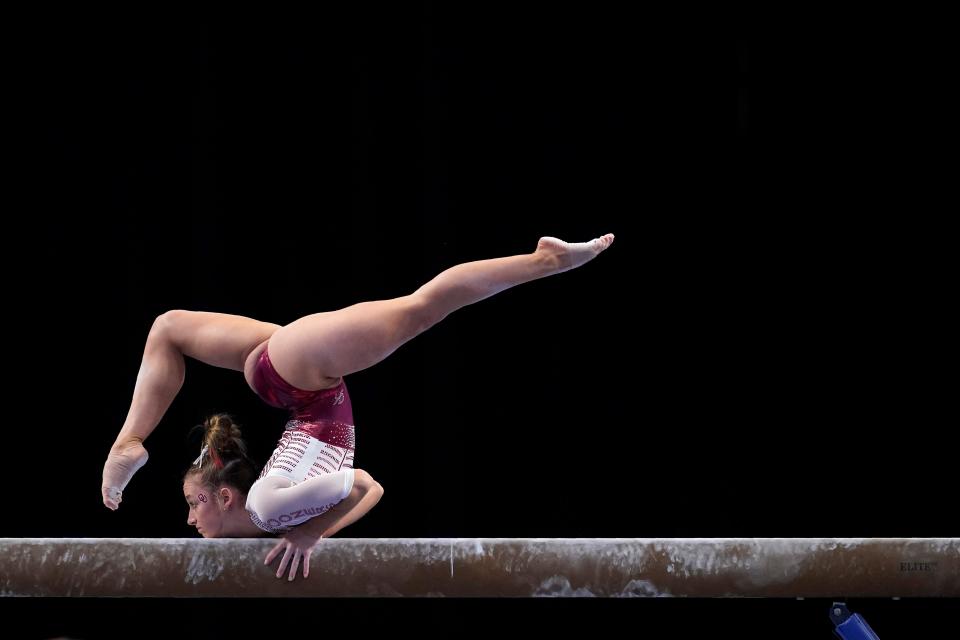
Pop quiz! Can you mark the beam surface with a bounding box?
[2,538,957,597]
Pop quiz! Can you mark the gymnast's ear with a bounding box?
[219,485,242,510]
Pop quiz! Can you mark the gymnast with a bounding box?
[101,234,615,580]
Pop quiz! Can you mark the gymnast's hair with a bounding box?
[182,413,260,495]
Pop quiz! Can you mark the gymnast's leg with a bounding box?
[102,311,280,509]
[265,234,615,391]
[249,234,613,540]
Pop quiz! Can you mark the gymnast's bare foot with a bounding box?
[535,233,615,273]
[101,440,149,510]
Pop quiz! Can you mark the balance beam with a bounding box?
[2,538,957,597]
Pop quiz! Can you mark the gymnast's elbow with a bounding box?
[353,468,384,495]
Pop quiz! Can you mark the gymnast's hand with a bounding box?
[264,525,324,581]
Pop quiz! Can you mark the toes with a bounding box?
[592,236,611,251]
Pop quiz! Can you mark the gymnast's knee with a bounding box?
[405,294,447,331]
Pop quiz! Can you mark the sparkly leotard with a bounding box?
[245,346,356,534]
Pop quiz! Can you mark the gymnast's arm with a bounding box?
[295,469,385,539]
[264,470,385,579]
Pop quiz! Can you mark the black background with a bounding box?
[6,5,955,638]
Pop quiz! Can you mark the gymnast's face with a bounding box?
[184,476,225,538]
